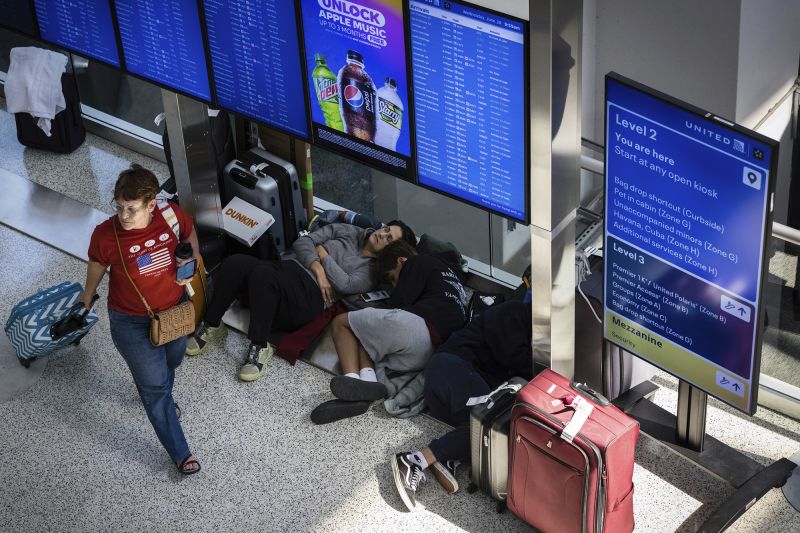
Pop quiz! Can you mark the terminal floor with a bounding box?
[1,104,800,532]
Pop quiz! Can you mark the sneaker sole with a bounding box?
[185,328,227,356]
[310,399,370,424]
[391,457,418,512]
[330,376,387,402]
[431,462,459,494]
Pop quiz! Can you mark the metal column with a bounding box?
[529,0,582,377]
[161,90,225,244]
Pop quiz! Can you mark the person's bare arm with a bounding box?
[81,261,106,308]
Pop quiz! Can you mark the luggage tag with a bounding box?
[560,394,594,443]
[466,381,524,409]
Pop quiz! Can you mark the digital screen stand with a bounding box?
[604,73,794,529]
[604,73,776,415]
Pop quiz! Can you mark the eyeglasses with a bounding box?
[111,201,147,217]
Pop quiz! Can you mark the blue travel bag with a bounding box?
[4,282,99,367]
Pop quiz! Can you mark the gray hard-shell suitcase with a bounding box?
[574,255,657,400]
[222,148,308,254]
[469,377,528,508]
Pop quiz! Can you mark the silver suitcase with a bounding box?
[222,148,307,254]
[469,377,528,507]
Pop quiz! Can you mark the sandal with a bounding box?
[177,455,201,475]
[175,403,182,419]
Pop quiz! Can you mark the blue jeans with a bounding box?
[425,352,491,464]
[109,308,191,463]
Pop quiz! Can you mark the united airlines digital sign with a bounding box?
[603,73,777,414]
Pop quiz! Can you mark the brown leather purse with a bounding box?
[113,221,195,346]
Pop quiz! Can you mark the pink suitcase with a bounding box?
[508,369,639,533]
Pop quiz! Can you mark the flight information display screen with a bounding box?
[33,0,120,66]
[204,0,308,138]
[114,0,211,101]
[409,0,527,222]
[1,0,37,36]
[604,73,777,414]
[299,0,414,178]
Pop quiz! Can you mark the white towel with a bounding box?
[5,47,68,137]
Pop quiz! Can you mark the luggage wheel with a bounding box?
[466,483,478,494]
[496,501,507,514]
[19,358,32,368]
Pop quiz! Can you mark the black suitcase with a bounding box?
[468,377,528,509]
[222,148,307,256]
[14,72,85,153]
[574,254,656,400]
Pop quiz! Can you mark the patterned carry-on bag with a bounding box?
[4,282,99,367]
[508,369,639,533]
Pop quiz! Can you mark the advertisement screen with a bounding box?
[299,0,413,178]
[604,73,777,414]
[34,0,120,66]
[115,0,211,101]
[409,0,527,222]
[204,0,309,139]
[1,0,37,36]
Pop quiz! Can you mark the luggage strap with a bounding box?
[156,192,180,240]
[249,162,269,175]
[561,395,594,443]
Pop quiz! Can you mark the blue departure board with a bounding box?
[409,0,527,222]
[33,0,120,66]
[604,74,777,414]
[203,0,308,138]
[1,0,37,36]
[114,0,211,101]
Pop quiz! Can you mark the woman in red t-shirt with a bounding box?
[81,164,202,475]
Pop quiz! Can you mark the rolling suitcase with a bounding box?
[469,377,528,508]
[222,148,307,255]
[4,282,99,367]
[508,369,639,533]
[14,72,86,153]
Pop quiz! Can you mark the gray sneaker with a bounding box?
[391,453,426,512]
[238,343,274,382]
[186,322,227,356]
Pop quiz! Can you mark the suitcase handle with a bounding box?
[230,168,258,189]
[572,382,611,406]
[50,294,99,340]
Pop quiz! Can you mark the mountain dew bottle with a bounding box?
[312,54,344,131]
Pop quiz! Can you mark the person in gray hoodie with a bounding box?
[186,221,415,382]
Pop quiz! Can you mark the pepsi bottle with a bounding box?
[338,50,377,142]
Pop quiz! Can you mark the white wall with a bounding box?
[591,0,742,143]
[736,0,800,224]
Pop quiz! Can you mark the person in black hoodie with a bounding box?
[310,240,468,425]
[390,299,533,512]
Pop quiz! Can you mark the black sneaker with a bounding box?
[330,375,387,401]
[310,399,370,424]
[431,460,459,494]
[391,453,426,512]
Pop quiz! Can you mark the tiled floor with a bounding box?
[0,105,799,532]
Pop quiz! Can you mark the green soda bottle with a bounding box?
[312,54,344,131]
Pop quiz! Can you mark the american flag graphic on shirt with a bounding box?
[136,247,171,274]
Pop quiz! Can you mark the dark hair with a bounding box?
[386,219,416,248]
[374,240,418,285]
[114,163,160,204]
